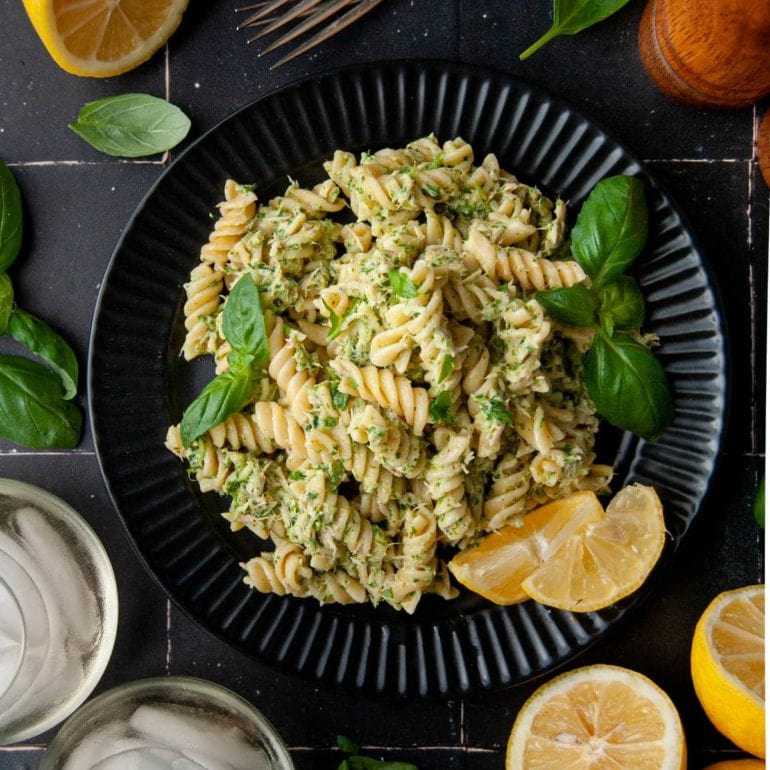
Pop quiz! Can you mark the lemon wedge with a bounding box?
[448,484,665,611]
[521,483,666,612]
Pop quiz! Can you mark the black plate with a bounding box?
[89,60,726,699]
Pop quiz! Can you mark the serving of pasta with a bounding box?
[165,134,613,613]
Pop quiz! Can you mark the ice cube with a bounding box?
[130,704,270,769]
[90,747,207,770]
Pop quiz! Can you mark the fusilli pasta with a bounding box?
[167,135,613,613]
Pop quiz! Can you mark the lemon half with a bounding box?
[22,0,188,77]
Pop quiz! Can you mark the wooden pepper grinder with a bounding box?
[639,0,770,109]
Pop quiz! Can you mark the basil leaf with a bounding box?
[597,275,645,335]
[429,390,453,423]
[520,0,632,59]
[180,366,254,447]
[0,355,81,448]
[69,94,191,158]
[0,274,14,334]
[481,396,514,426]
[438,354,454,383]
[9,310,78,399]
[571,175,648,287]
[222,276,268,367]
[536,284,598,327]
[0,158,22,272]
[388,269,419,299]
[584,332,673,440]
[337,736,360,755]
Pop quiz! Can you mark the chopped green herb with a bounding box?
[331,382,350,410]
[438,354,454,383]
[324,298,360,341]
[387,270,419,299]
[429,391,454,423]
[482,396,513,426]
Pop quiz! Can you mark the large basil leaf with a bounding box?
[69,94,191,158]
[536,284,598,327]
[520,0,632,60]
[596,275,645,334]
[0,274,13,334]
[9,310,78,399]
[571,175,648,287]
[0,159,22,272]
[0,355,81,448]
[585,332,673,440]
[180,366,254,447]
[222,275,268,366]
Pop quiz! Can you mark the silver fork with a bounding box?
[237,0,384,69]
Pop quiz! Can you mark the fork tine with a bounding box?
[268,0,383,68]
[237,0,297,27]
[242,6,318,31]
[249,0,330,39]
[257,0,354,50]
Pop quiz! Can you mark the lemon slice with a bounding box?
[691,584,765,758]
[506,664,686,769]
[447,491,604,605]
[22,0,188,77]
[702,761,765,770]
[521,483,665,612]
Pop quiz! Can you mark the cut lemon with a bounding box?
[22,0,188,77]
[521,483,665,612]
[506,663,686,769]
[691,584,765,759]
[447,491,604,604]
[449,484,665,611]
[702,761,765,770]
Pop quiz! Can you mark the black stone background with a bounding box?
[0,0,765,767]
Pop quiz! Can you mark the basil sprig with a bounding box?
[536,175,673,441]
[520,0,632,60]
[69,93,191,158]
[0,158,81,449]
[181,276,267,447]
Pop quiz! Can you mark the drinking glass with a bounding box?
[0,479,118,744]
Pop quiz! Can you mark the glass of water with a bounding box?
[39,676,295,770]
[0,478,118,744]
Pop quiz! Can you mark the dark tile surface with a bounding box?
[0,0,765,768]
[457,0,753,162]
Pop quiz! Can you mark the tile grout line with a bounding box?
[286,745,498,753]
[6,160,164,167]
[747,104,758,451]
[4,158,755,168]
[165,598,172,674]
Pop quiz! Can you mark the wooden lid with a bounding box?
[759,111,770,188]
